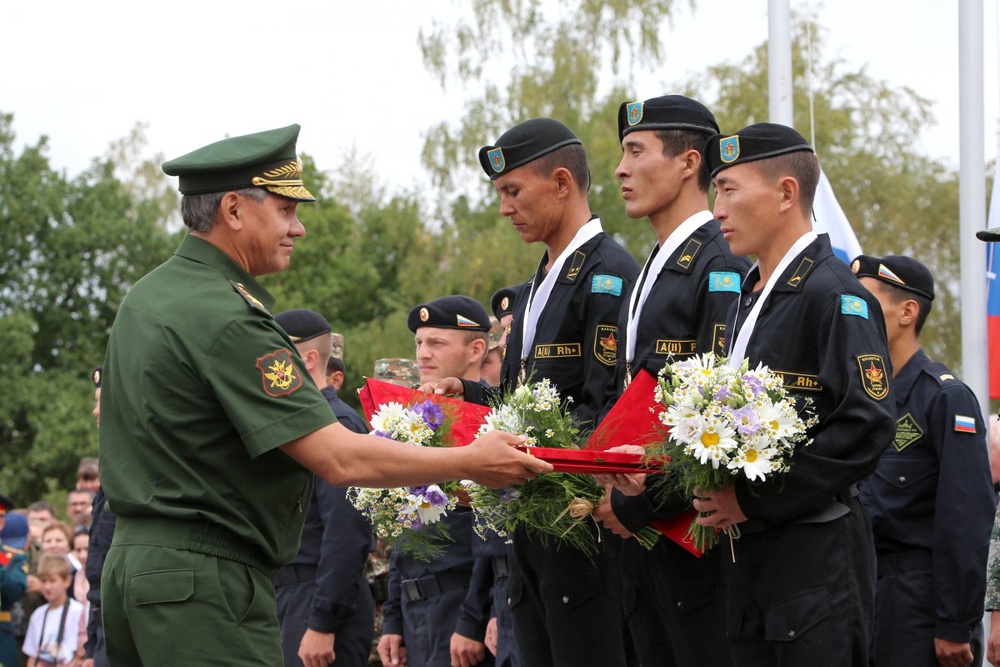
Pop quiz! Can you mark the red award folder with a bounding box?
[358,378,491,447]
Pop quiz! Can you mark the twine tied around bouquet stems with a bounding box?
[723,524,741,563]
[553,497,601,541]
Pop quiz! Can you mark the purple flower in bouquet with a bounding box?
[413,400,445,430]
[730,405,762,436]
[742,373,765,396]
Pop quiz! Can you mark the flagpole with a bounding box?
[768,0,793,126]
[959,0,989,418]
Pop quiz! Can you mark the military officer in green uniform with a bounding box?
[98,125,550,667]
[0,495,29,667]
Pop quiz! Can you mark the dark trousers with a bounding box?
[509,527,627,667]
[275,572,374,667]
[719,497,876,667]
[872,563,984,667]
[491,571,520,667]
[621,537,732,667]
[401,584,494,667]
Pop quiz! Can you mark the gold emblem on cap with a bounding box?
[501,296,510,310]
[851,259,860,273]
[419,307,430,322]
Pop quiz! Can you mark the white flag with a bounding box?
[813,168,863,264]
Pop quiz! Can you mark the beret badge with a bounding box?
[626,102,643,127]
[720,136,740,164]
[487,148,506,173]
[419,307,430,322]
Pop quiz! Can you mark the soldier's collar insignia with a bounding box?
[256,349,303,397]
[565,250,587,281]
[857,354,889,400]
[487,148,506,173]
[720,136,740,164]
[626,102,644,127]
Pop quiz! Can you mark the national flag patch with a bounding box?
[841,294,869,319]
[708,272,741,293]
[954,415,977,434]
[592,275,623,296]
[456,314,481,328]
[878,263,904,285]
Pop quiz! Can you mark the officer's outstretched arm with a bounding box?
[281,422,551,489]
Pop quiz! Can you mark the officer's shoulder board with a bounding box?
[230,280,271,317]
[922,360,959,387]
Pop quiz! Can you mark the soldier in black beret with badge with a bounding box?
[691,123,897,666]
[593,94,747,667]
[97,125,550,667]
[854,256,994,667]
[426,118,640,667]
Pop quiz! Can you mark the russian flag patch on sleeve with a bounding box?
[954,415,977,434]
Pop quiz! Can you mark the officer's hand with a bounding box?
[593,486,634,538]
[378,633,407,666]
[592,445,648,495]
[298,628,335,667]
[420,377,465,398]
[81,660,93,667]
[935,637,974,667]
[988,611,1000,666]
[484,617,499,656]
[466,431,553,488]
[693,483,747,531]
[450,632,487,667]
[26,573,41,592]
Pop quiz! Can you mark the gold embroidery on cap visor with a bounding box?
[250,159,315,201]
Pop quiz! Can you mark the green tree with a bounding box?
[0,113,177,502]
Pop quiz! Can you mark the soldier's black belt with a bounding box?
[401,570,471,602]
[491,555,510,579]
[273,563,318,587]
[877,549,932,577]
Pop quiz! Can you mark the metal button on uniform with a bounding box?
[744,296,753,307]
[507,597,512,606]
[898,476,906,483]
[562,595,570,604]
[676,601,683,609]
[787,630,795,638]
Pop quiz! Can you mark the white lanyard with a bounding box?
[521,218,604,361]
[726,232,817,368]
[625,210,713,363]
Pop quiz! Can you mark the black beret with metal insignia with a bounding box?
[162,124,316,201]
[408,295,491,333]
[851,254,935,301]
[479,118,582,180]
[977,226,1000,242]
[705,123,814,178]
[275,309,332,343]
[617,95,719,142]
[91,366,103,389]
[490,285,519,320]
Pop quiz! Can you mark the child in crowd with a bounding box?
[22,554,85,666]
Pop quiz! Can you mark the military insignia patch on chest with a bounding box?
[594,324,618,366]
[857,354,889,400]
[893,413,924,452]
[256,349,303,397]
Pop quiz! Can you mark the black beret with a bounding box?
[0,493,14,511]
[617,95,719,142]
[705,123,814,178]
[91,366,103,389]
[275,309,331,343]
[851,254,935,301]
[479,118,582,180]
[978,227,1000,242]
[408,295,491,333]
[162,124,315,201]
[490,285,519,320]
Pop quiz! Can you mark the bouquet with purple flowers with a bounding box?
[348,399,464,561]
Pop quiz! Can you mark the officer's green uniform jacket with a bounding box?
[100,234,337,575]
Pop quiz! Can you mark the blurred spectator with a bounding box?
[75,459,100,494]
[66,491,93,531]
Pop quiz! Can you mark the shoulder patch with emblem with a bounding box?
[230,280,270,316]
[594,325,618,366]
[857,354,889,400]
[591,275,623,296]
[256,349,303,397]
[893,413,924,452]
[841,294,869,319]
[708,271,741,293]
[954,415,977,434]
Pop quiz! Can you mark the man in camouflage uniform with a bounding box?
[368,359,420,664]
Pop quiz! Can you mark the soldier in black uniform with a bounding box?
[379,296,495,667]
[693,123,897,666]
[593,95,747,667]
[853,255,994,667]
[273,309,375,667]
[431,118,640,667]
